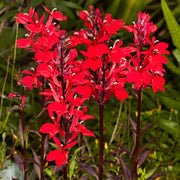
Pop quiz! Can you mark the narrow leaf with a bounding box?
[107,0,121,17]
[31,148,40,179]
[161,0,180,49]
[115,144,131,155]
[119,156,132,179]
[172,49,180,66]
[78,162,98,179]
[137,150,151,168]
[146,172,168,180]
[140,122,156,136]
[138,138,155,156]
[79,176,89,180]
[6,105,20,113]
[12,151,23,171]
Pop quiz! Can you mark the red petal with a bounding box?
[53,137,62,149]
[55,151,68,167]
[84,58,102,71]
[64,141,79,150]
[81,128,95,137]
[37,64,52,78]
[87,44,109,58]
[21,76,34,90]
[52,11,67,21]
[47,150,60,161]
[16,13,30,24]
[16,38,31,48]
[151,75,165,93]
[154,42,169,54]
[35,51,55,63]
[114,88,129,102]
[39,123,58,138]
[75,86,92,98]
[47,101,68,117]
[80,115,95,121]
[25,24,41,33]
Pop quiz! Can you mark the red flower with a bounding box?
[16,38,31,48]
[21,69,42,90]
[151,75,165,93]
[127,70,151,90]
[35,51,55,63]
[47,101,68,121]
[125,12,169,92]
[16,7,34,24]
[46,137,78,167]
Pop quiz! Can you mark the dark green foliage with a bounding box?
[0,0,180,179]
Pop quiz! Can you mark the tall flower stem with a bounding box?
[133,90,142,179]
[64,119,68,180]
[40,79,46,180]
[99,102,104,180]
[99,58,105,180]
[79,133,83,178]
[21,87,27,180]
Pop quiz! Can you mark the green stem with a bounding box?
[133,90,142,179]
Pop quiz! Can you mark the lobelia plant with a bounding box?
[13,6,95,180]
[112,12,169,180]
[9,4,169,180]
[69,5,130,179]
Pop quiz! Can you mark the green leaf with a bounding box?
[24,0,44,11]
[69,146,84,180]
[166,58,180,76]
[0,9,18,22]
[118,0,148,24]
[84,0,98,9]
[172,49,180,66]
[161,0,180,50]
[159,94,180,111]
[52,1,83,10]
[159,119,179,138]
[106,0,121,17]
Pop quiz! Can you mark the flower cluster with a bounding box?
[15,6,95,167]
[13,5,169,170]
[125,12,169,92]
[70,5,129,103]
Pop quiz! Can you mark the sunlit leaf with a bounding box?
[161,0,180,49]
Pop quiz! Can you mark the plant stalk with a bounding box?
[40,79,46,180]
[21,87,27,180]
[79,133,83,178]
[133,90,142,179]
[99,102,104,180]
[99,57,105,180]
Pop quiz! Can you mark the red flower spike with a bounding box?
[125,11,169,92]
[15,6,97,169]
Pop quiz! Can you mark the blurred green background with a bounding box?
[0,0,180,179]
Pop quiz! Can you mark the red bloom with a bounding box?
[125,12,169,92]
[35,51,55,63]
[21,69,42,90]
[151,75,165,93]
